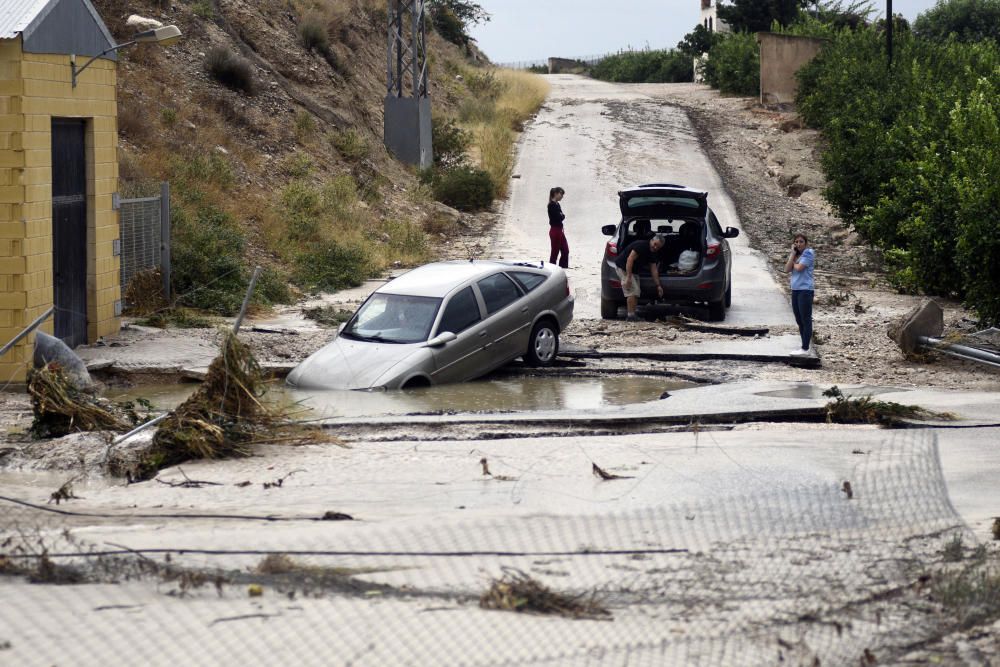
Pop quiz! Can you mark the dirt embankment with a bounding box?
[605,83,997,391]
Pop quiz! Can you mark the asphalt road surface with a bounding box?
[494,75,794,327]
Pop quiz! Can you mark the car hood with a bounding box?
[286,336,425,390]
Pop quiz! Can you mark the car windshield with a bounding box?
[342,293,441,344]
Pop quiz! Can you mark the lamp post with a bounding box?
[71,25,182,87]
[886,0,893,69]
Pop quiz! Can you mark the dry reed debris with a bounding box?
[28,363,131,438]
[480,568,611,620]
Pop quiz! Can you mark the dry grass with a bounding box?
[123,268,168,315]
[461,69,549,198]
[480,569,611,620]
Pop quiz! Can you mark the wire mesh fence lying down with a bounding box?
[0,430,992,665]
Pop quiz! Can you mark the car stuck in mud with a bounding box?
[286,260,574,390]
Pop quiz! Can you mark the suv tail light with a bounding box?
[606,240,618,258]
[706,242,721,260]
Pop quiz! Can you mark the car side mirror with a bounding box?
[424,331,457,347]
[601,225,616,236]
[723,227,740,239]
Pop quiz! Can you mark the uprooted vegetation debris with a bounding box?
[822,386,958,426]
[120,330,331,481]
[479,568,611,620]
[28,363,132,438]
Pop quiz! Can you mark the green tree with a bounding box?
[913,0,1000,42]
[427,0,490,46]
[677,24,721,57]
[717,0,809,32]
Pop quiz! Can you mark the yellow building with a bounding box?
[0,0,121,384]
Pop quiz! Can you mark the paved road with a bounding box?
[494,75,793,327]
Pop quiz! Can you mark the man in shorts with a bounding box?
[613,234,665,321]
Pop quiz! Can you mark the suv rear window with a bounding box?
[621,190,707,219]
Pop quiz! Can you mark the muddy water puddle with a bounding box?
[106,375,694,419]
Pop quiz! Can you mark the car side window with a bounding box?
[477,273,521,314]
[509,271,545,293]
[437,287,481,335]
[708,210,724,237]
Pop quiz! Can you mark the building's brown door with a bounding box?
[51,119,88,348]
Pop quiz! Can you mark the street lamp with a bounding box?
[71,25,182,87]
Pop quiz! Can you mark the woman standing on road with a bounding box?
[786,233,815,355]
[548,187,569,268]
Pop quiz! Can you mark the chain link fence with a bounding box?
[118,182,171,307]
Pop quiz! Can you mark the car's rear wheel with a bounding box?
[600,298,619,320]
[525,319,559,366]
[708,299,725,322]
[724,281,732,308]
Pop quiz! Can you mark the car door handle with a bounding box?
[478,330,487,336]
[520,306,528,313]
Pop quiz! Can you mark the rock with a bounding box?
[214,145,230,155]
[778,172,800,188]
[34,331,94,391]
[887,298,943,356]
[786,183,812,198]
[779,118,803,133]
[126,15,163,31]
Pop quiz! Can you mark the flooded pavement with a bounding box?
[106,374,695,419]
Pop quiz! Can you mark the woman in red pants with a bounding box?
[547,186,568,268]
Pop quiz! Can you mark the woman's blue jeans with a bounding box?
[791,289,814,350]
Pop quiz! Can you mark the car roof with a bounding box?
[377,260,549,298]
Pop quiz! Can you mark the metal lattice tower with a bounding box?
[384,0,432,167]
[387,0,429,99]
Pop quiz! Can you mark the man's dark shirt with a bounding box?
[548,201,565,228]
[615,239,661,271]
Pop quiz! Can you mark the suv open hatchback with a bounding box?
[600,184,739,321]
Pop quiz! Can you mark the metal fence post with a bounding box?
[160,181,171,302]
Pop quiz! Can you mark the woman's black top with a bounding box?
[548,201,565,228]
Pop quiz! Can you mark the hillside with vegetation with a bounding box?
[94,0,546,316]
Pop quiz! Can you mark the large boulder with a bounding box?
[887,299,944,356]
[34,331,94,391]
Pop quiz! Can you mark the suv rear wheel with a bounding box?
[600,298,619,320]
[708,299,725,322]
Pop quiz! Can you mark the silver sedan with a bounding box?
[286,260,575,390]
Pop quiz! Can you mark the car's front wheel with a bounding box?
[525,319,559,366]
[600,298,619,320]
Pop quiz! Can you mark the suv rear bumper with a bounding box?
[601,261,727,304]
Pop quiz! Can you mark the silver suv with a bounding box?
[600,184,739,321]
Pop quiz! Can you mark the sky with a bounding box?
[467,0,945,65]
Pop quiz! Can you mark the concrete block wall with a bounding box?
[0,37,120,384]
[757,33,825,105]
